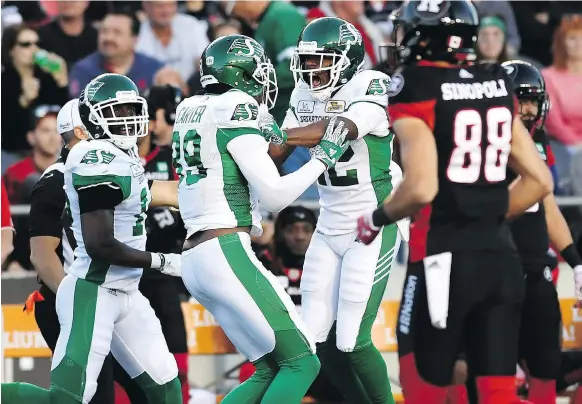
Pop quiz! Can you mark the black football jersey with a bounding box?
[508,128,555,271]
[28,148,73,298]
[389,62,517,255]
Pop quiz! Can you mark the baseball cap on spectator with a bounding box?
[276,206,317,230]
[57,99,84,135]
[479,15,507,34]
[31,104,60,131]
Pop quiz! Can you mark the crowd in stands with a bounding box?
[1,0,582,273]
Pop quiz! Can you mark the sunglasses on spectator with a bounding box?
[16,41,38,48]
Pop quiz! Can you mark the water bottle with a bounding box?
[34,50,61,74]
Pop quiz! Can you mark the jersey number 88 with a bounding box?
[447,107,512,184]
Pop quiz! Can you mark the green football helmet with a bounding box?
[291,17,365,100]
[79,73,149,150]
[199,34,278,109]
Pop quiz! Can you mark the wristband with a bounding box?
[372,207,394,228]
[150,252,165,269]
[561,244,582,268]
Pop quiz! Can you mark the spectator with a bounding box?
[137,0,209,82]
[3,105,62,204]
[471,0,520,57]
[3,106,62,273]
[543,15,582,147]
[1,25,68,162]
[179,0,221,24]
[186,18,243,95]
[154,66,188,96]
[307,1,384,70]
[37,1,98,68]
[226,0,306,124]
[69,9,164,97]
[476,15,509,63]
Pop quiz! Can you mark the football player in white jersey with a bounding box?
[174,34,353,403]
[268,17,407,404]
[2,74,184,404]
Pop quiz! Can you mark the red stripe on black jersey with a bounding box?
[547,144,555,168]
[409,204,432,262]
[389,100,437,131]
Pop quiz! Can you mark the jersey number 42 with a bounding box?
[446,107,512,184]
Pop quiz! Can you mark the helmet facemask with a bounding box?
[291,41,354,101]
[518,93,550,132]
[253,56,278,109]
[86,91,149,150]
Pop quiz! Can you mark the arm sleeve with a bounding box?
[227,134,325,212]
[341,102,389,139]
[77,184,124,214]
[29,174,65,237]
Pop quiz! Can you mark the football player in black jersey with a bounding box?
[27,99,116,404]
[356,1,553,404]
[111,84,190,404]
[502,60,582,404]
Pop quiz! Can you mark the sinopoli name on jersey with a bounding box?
[441,79,509,101]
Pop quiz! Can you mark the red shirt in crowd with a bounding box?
[3,157,41,204]
[1,180,13,231]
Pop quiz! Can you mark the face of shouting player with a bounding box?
[302,55,334,88]
[102,103,139,136]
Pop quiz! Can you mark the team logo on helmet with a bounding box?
[502,64,516,78]
[339,23,362,46]
[228,38,264,58]
[85,81,105,102]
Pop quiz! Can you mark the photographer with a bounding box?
[113,84,190,404]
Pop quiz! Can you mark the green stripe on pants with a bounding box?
[218,233,312,363]
[51,278,99,402]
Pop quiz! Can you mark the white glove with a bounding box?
[309,116,350,169]
[575,265,582,308]
[150,252,182,277]
[257,104,287,145]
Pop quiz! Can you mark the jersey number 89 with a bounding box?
[447,107,512,184]
[172,129,207,185]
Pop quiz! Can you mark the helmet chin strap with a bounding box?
[311,88,333,102]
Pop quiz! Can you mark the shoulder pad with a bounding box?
[347,70,391,97]
[388,66,434,104]
[67,140,132,177]
[214,90,261,128]
[343,70,390,109]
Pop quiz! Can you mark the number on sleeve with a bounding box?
[318,145,359,187]
[446,107,512,184]
[132,187,149,236]
[172,129,207,185]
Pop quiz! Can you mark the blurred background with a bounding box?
[1,1,582,403]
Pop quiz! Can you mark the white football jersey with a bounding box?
[64,140,151,291]
[173,90,263,238]
[283,70,398,235]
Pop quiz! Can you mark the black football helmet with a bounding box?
[384,0,479,70]
[501,60,550,131]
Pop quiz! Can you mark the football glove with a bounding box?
[258,104,287,145]
[150,252,182,277]
[309,116,349,169]
[356,211,381,245]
